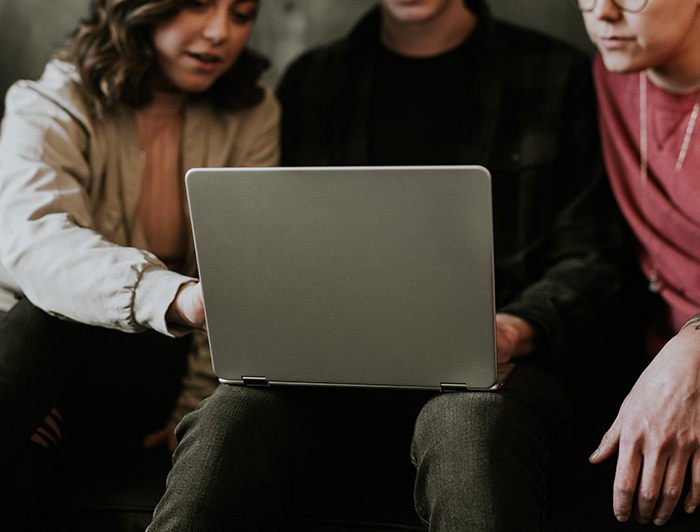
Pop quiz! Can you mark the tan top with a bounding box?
[135,91,188,271]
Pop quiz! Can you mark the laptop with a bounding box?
[186,165,505,392]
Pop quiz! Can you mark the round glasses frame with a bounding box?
[566,0,649,13]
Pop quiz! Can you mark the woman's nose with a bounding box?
[202,10,229,44]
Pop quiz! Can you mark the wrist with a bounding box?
[681,312,700,332]
[166,280,198,327]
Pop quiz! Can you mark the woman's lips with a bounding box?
[187,52,223,69]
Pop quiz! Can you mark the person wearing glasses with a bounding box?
[573,0,700,527]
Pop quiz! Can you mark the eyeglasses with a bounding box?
[567,0,649,13]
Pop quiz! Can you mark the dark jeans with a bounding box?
[0,298,188,530]
[148,362,571,532]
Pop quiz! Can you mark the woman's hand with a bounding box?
[166,281,206,331]
[590,316,700,526]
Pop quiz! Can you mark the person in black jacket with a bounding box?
[148,1,623,530]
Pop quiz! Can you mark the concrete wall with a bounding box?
[0,0,593,116]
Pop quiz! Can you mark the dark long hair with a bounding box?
[58,0,268,117]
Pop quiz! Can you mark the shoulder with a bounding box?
[491,19,587,58]
[0,60,104,164]
[214,83,280,129]
[486,19,591,80]
[184,82,280,166]
[253,83,280,121]
[277,8,377,99]
[278,36,357,94]
[4,60,94,127]
[476,19,595,116]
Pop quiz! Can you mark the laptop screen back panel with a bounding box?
[187,166,497,390]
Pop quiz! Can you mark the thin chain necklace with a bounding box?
[639,71,700,292]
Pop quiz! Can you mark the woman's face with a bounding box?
[151,0,258,93]
[582,0,700,86]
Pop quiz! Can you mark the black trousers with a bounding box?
[0,298,188,530]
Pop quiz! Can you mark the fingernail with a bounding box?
[589,449,599,461]
[615,515,629,523]
[654,519,666,526]
[687,505,697,514]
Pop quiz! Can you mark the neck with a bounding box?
[380,3,478,58]
[646,11,700,93]
[142,89,187,114]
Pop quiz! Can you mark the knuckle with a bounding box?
[614,479,637,498]
[637,489,658,505]
[662,486,682,501]
[618,433,642,452]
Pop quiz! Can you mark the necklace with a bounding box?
[639,71,700,292]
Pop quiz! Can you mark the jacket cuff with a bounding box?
[133,268,197,336]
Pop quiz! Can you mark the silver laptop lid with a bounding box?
[186,166,497,391]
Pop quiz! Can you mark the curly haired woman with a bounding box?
[0,0,277,527]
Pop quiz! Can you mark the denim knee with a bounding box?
[175,384,302,452]
[410,391,549,532]
[411,391,508,480]
[150,386,310,532]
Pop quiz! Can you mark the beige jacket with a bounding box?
[0,60,280,334]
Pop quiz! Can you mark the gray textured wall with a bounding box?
[0,0,593,116]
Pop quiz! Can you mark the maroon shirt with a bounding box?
[593,54,700,348]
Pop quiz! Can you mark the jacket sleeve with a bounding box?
[0,73,192,335]
[497,55,624,367]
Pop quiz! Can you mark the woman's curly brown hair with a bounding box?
[58,0,268,116]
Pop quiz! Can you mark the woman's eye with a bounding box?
[231,2,258,24]
[232,9,257,24]
[183,0,207,10]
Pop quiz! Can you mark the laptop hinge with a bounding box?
[440,383,468,393]
[242,376,269,387]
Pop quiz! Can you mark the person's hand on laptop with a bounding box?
[495,313,535,364]
[166,281,206,331]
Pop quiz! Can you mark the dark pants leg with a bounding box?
[411,363,572,532]
[0,298,188,530]
[0,298,95,461]
[149,385,311,532]
[149,363,571,532]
